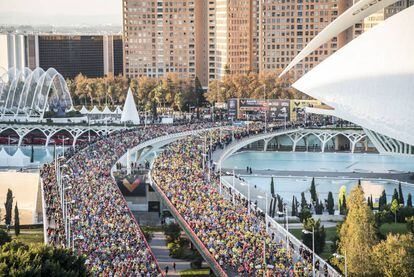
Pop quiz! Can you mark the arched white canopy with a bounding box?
[279,0,400,77]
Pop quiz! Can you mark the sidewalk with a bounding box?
[149,231,191,276]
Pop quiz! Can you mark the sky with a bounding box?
[0,0,122,25]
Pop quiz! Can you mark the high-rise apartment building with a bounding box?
[254,0,344,78]
[123,0,413,88]
[123,0,206,84]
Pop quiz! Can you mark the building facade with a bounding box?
[122,0,413,88]
[123,0,202,83]
[0,34,123,79]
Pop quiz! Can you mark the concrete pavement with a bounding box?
[149,232,191,276]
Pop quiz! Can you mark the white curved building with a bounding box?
[289,6,414,155]
[0,67,73,120]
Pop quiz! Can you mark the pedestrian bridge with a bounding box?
[0,123,127,147]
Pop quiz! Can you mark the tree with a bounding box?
[299,207,312,223]
[379,190,387,211]
[310,177,317,204]
[4,189,13,227]
[0,229,11,246]
[291,196,298,217]
[372,233,414,277]
[300,192,307,210]
[270,177,275,197]
[315,200,324,215]
[390,199,400,224]
[302,218,326,254]
[407,193,412,207]
[338,185,346,212]
[163,223,181,243]
[392,188,399,202]
[327,192,335,215]
[277,195,284,213]
[398,183,404,205]
[338,185,378,276]
[407,216,414,233]
[367,195,374,210]
[0,241,88,276]
[340,193,347,215]
[14,203,20,237]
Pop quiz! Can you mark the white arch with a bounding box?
[29,68,73,119]
[17,67,45,116]
[280,0,400,77]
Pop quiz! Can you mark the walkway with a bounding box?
[149,232,191,276]
[224,169,414,184]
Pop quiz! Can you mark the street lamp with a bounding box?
[302,227,315,277]
[333,251,347,277]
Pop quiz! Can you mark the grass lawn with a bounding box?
[11,227,44,246]
[289,226,337,241]
[379,223,407,236]
[289,226,337,259]
[180,268,211,276]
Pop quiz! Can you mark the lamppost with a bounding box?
[263,84,267,133]
[302,226,315,277]
[232,167,237,204]
[333,251,347,277]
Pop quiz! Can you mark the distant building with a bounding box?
[0,34,123,79]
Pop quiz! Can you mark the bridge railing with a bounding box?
[220,177,341,277]
[148,172,228,277]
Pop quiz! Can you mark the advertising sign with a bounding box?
[290,100,321,121]
[228,99,238,117]
[268,100,290,121]
[116,174,147,197]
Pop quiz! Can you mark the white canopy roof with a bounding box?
[79,106,89,114]
[66,106,77,113]
[121,88,140,124]
[293,6,414,146]
[0,148,31,167]
[89,105,102,114]
[102,105,113,114]
[114,106,122,114]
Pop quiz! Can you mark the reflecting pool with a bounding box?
[222,151,414,173]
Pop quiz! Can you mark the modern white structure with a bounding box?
[290,6,414,155]
[279,0,400,77]
[120,88,140,125]
[0,67,73,120]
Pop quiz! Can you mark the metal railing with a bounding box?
[220,177,341,277]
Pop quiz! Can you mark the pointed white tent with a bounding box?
[79,106,89,114]
[114,106,122,115]
[121,88,140,124]
[66,106,77,113]
[89,106,101,115]
[102,105,113,115]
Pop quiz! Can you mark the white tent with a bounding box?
[0,148,9,165]
[102,105,113,115]
[0,148,31,167]
[12,148,31,167]
[89,106,102,115]
[79,106,89,115]
[114,106,122,115]
[121,88,140,124]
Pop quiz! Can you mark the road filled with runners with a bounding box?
[41,123,225,276]
[151,126,315,276]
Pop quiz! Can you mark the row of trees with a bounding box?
[333,185,414,276]
[204,71,305,103]
[3,189,19,236]
[0,234,88,275]
[66,71,306,113]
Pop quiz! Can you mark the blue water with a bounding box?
[222,151,414,173]
[1,145,66,165]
